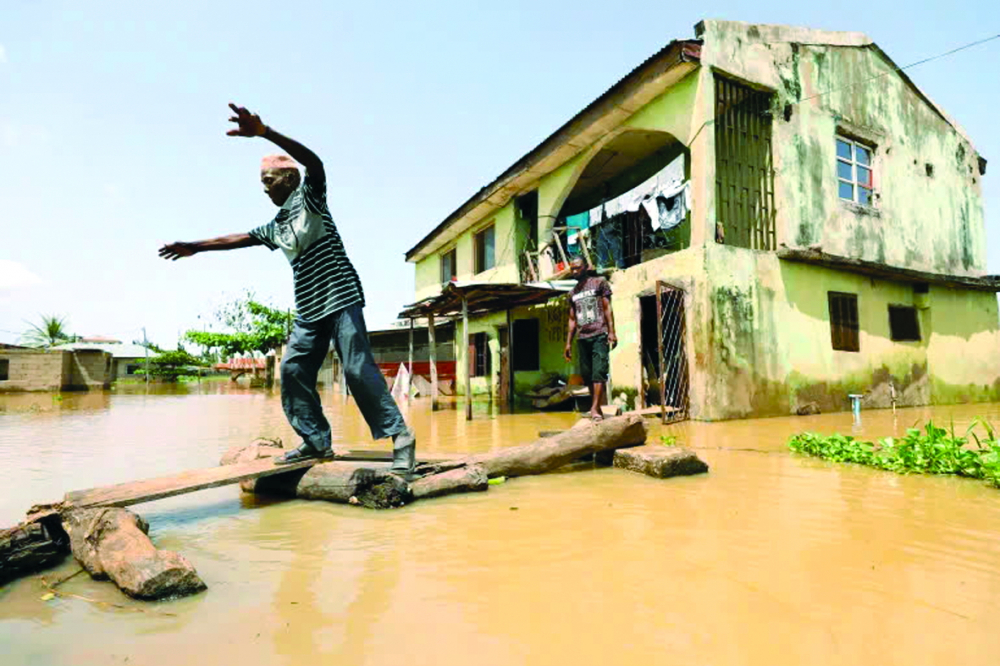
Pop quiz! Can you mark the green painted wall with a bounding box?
[699,244,1000,420]
[414,202,519,302]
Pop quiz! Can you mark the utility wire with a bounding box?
[686,31,1000,148]
[796,32,1000,105]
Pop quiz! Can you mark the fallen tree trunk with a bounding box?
[410,464,488,500]
[425,414,648,479]
[226,415,647,508]
[0,516,69,585]
[62,508,206,600]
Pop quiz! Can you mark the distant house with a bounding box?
[0,347,111,392]
[52,338,158,381]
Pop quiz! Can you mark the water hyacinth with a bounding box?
[788,420,1000,488]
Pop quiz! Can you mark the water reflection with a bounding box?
[2,387,1000,665]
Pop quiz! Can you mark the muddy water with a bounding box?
[2,385,1000,665]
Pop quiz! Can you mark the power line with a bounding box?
[686,31,1000,148]
[796,32,1000,105]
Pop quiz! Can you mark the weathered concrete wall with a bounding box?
[698,243,1000,420]
[698,19,987,276]
[0,349,69,392]
[67,350,111,390]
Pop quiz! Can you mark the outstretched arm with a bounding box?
[227,103,323,175]
[159,233,262,260]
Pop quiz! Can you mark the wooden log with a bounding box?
[612,445,709,479]
[447,414,647,479]
[0,517,69,585]
[410,464,488,500]
[229,415,645,508]
[296,464,412,509]
[62,508,206,600]
[220,438,305,495]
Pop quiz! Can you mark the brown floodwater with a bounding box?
[2,384,1000,665]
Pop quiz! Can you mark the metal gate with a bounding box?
[656,281,689,424]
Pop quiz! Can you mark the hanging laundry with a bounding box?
[640,181,690,231]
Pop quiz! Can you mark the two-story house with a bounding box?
[402,20,1000,421]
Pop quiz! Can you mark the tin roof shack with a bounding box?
[403,20,1000,420]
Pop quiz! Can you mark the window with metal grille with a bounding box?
[440,248,457,284]
[836,136,874,206]
[715,75,776,250]
[828,292,859,352]
[888,306,921,342]
[474,224,495,274]
[0,359,8,381]
[471,332,491,377]
[512,319,540,372]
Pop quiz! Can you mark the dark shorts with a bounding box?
[578,334,610,384]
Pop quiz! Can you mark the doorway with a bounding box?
[639,282,689,423]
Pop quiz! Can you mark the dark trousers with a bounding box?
[281,304,406,451]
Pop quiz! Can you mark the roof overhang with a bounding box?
[404,40,702,263]
[399,282,572,319]
[777,248,1000,292]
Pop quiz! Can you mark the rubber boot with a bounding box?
[390,429,416,479]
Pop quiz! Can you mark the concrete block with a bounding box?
[613,444,708,479]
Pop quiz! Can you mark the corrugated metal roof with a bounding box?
[52,342,159,359]
[404,39,702,261]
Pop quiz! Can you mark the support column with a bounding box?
[408,318,414,380]
[506,308,515,411]
[463,296,472,421]
[428,313,438,411]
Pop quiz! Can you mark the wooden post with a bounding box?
[408,317,414,387]
[656,282,666,425]
[428,313,438,411]
[506,308,515,411]
[463,295,472,421]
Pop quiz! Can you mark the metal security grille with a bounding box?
[715,75,776,250]
[656,281,689,424]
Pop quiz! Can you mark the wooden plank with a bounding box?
[64,450,463,510]
[64,457,320,509]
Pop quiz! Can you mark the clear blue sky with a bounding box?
[1,1,998,347]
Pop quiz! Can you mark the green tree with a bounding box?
[184,291,294,358]
[138,349,204,382]
[21,314,77,348]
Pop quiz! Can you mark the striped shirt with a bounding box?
[249,168,365,322]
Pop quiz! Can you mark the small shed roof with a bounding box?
[399,281,572,319]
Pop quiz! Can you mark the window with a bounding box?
[474,224,495,274]
[440,248,457,284]
[470,332,491,377]
[126,363,140,376]
[0,359,8,381]
[512,319,540,372]
[828,292,859,352]
[837,136,874,206]
[889,306,921,342]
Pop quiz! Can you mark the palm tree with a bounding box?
[21,315,76,348]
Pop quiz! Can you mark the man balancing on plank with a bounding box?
[159,104,416,475]
[564,256,617,422]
